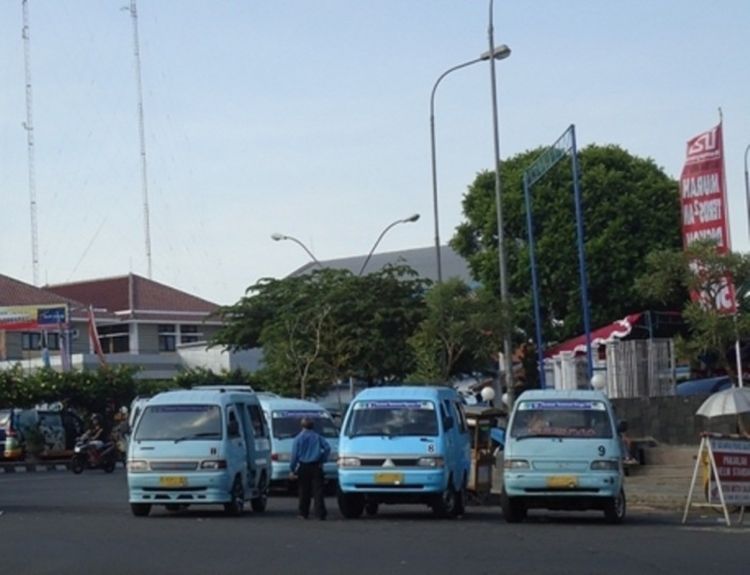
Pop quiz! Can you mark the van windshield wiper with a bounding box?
[515,433,562,441]
[173,432,220,443]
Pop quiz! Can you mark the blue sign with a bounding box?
[37,307,67,325]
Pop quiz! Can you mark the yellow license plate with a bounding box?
[546,475,578,489]
[159,476,187,487]
[374,472,404,485]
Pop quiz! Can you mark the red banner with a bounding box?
[680,123,736,313]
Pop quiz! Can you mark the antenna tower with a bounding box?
[129,0,153,278]
[22,0,39,285]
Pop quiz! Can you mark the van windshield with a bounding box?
[271,411,338,439]
[134,405,222,441]
[509,400,613,439]
[346,400,438,437]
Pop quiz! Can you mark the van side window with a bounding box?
[227,408,240,438]
[453,401,468,433]
[247,405,267,438]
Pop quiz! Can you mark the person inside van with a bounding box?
[290,417,331,520]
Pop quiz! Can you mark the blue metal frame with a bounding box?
[522,125,593,388]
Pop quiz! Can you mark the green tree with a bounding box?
[211,265,428,397]
[452,144,682,346]
[408,279,508,383]
[636,239,750,377]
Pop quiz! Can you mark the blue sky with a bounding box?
[1,1,748,305]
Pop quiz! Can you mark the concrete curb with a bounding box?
[0,460,70,473]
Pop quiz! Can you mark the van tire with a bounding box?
[338,492,365,519]
[130,503,151,517]
[251,474,268,513]
[224,477,245,517]
[501,489,526,523]
[432,483,459,518]
[364,502,379,516]
[603,489,626,524]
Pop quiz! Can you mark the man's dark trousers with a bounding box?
[298,461,327,519]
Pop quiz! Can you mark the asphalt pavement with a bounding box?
[1,469,748,575]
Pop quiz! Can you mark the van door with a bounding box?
[225,406,247,484]
[247,404,270,482]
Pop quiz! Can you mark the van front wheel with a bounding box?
[224,477,245,517]
[501,489,526,523]
[338,492,365,519]
[603,489,626,524]
[130,503,151,517]
[432,484,460,518]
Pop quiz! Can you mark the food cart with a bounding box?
[464,405,506,503]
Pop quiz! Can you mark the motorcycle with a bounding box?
[70,438,118,474]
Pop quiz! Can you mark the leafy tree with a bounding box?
[636,239,750,377]
[452,144,682,346]
[408,279,508,382]
[211,265,429,397]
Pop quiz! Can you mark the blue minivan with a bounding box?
[502,389,626,523]
[257,396,339,488]
[127,388,271,517]
[337,386,470,518]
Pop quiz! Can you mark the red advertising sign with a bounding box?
[680,124,736,313]
[707,438,750,506]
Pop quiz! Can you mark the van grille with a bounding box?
[149,461,199,471]
[359,458,420,467]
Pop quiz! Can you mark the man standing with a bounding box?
[290,417,330,520]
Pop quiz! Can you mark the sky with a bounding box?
[1,0,749,306]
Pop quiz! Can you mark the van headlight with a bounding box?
[128,459,149,472]
[590,460,619,471]
[338,457,361,467]
[505,459,530,469]
[417,457,444,468]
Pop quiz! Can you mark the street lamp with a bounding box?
[745,144,750,240]
[430,44,511,284]
[270,233,324,268]
[488,0,515,406]
[358,214,420,276]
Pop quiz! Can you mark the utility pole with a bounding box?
[22,0,39,285]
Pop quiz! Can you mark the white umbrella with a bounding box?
[696,386,750,418]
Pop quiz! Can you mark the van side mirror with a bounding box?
[617,420,628,434]
[443,416,454,431]
[228,420,240,437]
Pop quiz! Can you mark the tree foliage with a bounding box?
[636,239,750,377]
[212,265,429,397]
[452,144,682,345]
[408,279,508,383]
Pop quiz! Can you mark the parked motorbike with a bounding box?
[70,438,118,474]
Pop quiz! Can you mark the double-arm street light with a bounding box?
[359,213,420,276]
[488,0,515,406]
[430,44,511,284]
[270,233,324,268]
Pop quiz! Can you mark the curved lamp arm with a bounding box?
[271,233,324,268]
[358,214,420,276]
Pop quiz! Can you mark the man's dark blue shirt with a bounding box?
[290,428,330,473]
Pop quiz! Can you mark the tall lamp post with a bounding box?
[488,0,515,406]
[430,45,511,284]
[359,214,420,276]
[270,233,324,268]
[745,144,750,240]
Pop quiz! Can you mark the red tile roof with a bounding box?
[0,273,75,306]
[45,274,220,322]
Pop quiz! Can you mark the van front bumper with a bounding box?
[128,472,233,505]
[338,468,448,494]
[504,471,622,499]
[270,461,338,483]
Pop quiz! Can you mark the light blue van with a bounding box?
[337,386,470,519]
[257,396,339,487]
[127,388,271,517]
[501,389,626,523]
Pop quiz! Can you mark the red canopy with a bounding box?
[544,313,643,359]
